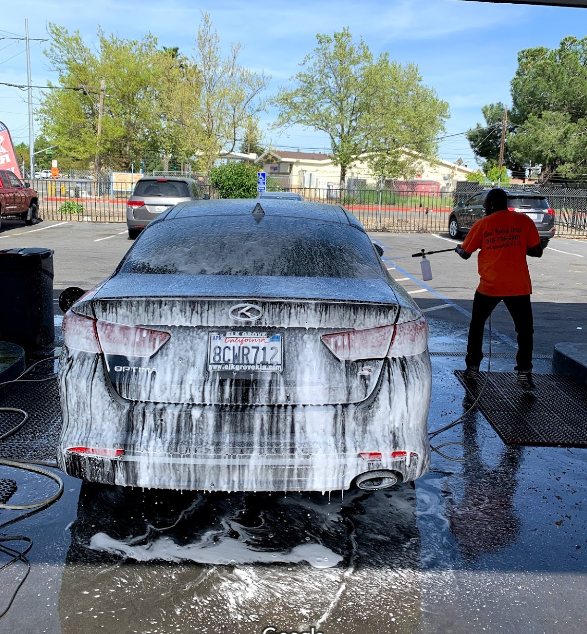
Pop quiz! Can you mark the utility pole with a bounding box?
[498,105,508,171]
[25,19,34,178]
[0,28,47,177]
[94,79,106,177]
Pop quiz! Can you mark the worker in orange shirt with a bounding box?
[455,188,543,390]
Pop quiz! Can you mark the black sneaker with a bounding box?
[464,366,480,384]
[517,371,536,391]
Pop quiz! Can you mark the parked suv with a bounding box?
[448,190,556,247]
[0,169,39,229]
[126,177,200,239]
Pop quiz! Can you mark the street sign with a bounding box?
[257,171,266,193]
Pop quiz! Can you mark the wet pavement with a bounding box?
[2,316,587,634]
[0,225,586,633]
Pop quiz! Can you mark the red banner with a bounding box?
[0,121,23,180]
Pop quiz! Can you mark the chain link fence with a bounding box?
[32,174,587,237]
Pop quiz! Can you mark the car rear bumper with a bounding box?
[59,450,423,492]
[58,350,432,491]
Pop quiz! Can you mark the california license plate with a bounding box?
[154,205,167,213]
[527,213,539,220]
[208,332,283,372]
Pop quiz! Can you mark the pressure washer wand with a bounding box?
[411,247,457,258]
[411,247,456,281]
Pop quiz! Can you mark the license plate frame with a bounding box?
[208,332,283,372]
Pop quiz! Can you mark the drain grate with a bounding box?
[431,351,552,359]
[455,371,587,447]
[0,377,61,462]
[0,479,17,505]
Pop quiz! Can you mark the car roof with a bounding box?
[161,198,363,229]
[479,188,544,198]
[259,191,302,198]
[135,176,195,184]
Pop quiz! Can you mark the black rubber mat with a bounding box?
[0,479,17,505]
[0,370,61,462]
[455,371,587,447]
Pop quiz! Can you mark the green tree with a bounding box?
[486,165,510,185]
[472,37,587,182]
[39,24,166,171]
[210,161,261,198]
[239,120,266,156]
[466,170,487,184]
[194,13,270,173]
[273,28,448,188]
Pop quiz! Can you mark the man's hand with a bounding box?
[455,244,471,260]
[527,242,543,258]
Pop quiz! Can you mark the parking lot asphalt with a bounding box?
[1,218,587,634]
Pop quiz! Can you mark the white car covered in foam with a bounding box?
[58,199,431,492]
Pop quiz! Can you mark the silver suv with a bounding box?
[126,177,200,239]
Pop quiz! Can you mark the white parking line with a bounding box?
[431,234,459,243]
[546,246,584,258]
[408,288,428,295]
[421,303,451,313]
[0,221,68,238]
[94,230,128,242]
[395,277,411,281]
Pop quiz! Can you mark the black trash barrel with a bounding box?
[0,248,55,349]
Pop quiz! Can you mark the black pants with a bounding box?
[466,291,534,371]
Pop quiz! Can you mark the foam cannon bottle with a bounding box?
[412,247,456,281]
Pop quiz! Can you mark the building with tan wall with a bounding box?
[257,150,474,190]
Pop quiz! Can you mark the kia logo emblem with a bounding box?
[229,304,263,322]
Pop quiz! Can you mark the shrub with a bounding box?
[209,162,261,198]
[58,201,84,214]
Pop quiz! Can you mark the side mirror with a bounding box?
[457,201,464,208]
[373,243,384,257]
[202,193,210,200]
[59,287,86,313]
[24,182,30,188]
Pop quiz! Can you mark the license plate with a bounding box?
[208,332,283,372]
[527,213,539,220]
[153,205,167,213]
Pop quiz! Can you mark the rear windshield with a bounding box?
[508,197,549,209]
[133,180,191,198]
[122,217,383,279]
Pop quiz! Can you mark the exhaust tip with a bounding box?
[355,469,398,491]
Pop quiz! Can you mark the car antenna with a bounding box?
[252,203,265,223]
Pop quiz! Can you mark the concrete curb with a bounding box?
[0,341,25,384]
[553,343,587,386]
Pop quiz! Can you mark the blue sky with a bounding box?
[1,0,586,169]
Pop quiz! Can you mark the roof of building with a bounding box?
[260,150,331,162]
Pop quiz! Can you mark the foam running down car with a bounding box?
[58,199,432,492]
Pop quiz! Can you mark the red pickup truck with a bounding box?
[0,169,39,229]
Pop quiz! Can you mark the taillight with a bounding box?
[321,317,428,361]
[127,200,145,207]
[96,321,170,357]
[388,317,429,357]
[62,311,100,353]
[508,207,516,212]
[63,312,170,357]
[546,208,555,216]
[359,451,418,460]
[320,325,394,360]
[67,447,124,458]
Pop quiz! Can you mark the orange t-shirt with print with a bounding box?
[461,209,540,296]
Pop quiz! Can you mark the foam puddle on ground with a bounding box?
[89,532,342,568]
